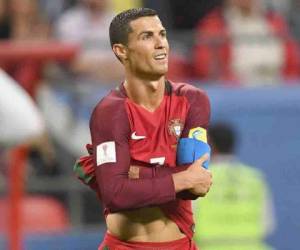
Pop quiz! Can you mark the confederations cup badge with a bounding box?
[168,119,183,140]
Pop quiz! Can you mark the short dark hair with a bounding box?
[209,123,236,154]
[109,8,158,48]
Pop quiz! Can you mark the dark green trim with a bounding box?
[73,161,93,184]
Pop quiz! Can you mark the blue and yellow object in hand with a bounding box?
[177,127,211,169]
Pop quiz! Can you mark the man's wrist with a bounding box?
[172,170,192,192]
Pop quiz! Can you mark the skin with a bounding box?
[106,15,212,242]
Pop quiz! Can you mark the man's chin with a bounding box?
[153,69,168,79]
[155,66,168,76]
[137,67,168,80]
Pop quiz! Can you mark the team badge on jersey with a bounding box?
[188,127,207,143]
[96,141,116,166]
[168,119,184,140]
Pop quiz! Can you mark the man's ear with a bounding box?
[112,43,128,62]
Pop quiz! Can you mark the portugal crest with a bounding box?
[168,119,183,140]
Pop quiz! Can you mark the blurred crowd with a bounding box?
[0,0,300,228]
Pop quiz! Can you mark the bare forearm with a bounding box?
[172,170,193,192]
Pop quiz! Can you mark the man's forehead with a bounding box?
[129,16,164,33]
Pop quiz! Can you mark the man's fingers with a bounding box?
[195,153,210,165]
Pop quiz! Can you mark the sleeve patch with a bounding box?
[96,141,116,166]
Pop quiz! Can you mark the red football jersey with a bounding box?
[90,80,210,239]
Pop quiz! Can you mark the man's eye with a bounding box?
[161,32,167,38]
[142,34,151,40]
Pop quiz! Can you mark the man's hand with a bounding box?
[173,154,212,196]
[187,154,213,196]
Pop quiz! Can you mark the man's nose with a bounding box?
[154,36,165,49]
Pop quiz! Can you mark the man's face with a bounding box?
[125,16,169,79]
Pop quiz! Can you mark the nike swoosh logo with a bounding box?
[131,132,146,140]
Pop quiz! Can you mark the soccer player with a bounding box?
[74,8,212,250]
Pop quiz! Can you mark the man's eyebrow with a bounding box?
[137,29,166,37]
[137,31,153,38]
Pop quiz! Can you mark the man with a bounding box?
[193,123,275,250]
[74,8,212,249]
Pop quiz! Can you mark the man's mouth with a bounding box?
[154,53,167,60]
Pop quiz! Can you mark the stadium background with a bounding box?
[1,0,300,249]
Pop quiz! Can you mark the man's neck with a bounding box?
[124,74,166,112]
